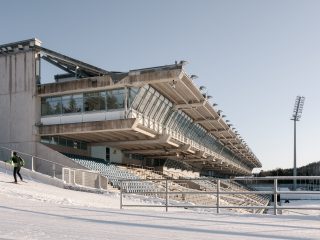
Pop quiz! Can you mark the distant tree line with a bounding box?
[257,161,320,177]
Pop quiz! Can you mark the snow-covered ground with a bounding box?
[1,171,320,240]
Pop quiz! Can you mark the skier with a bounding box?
[10,151,25,183]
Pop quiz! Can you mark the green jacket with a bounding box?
[10,155,25,168]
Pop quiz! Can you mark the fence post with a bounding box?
[62,168,65,182]
[98,174,102,189]
[273,179,278,215]
[217,179,220,214]
[120,181,123,209]
[31,156,35,171]
[165,179,168,212]
[52,164,56,178]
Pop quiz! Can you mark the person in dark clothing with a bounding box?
[10,152,24,183]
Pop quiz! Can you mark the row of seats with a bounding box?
[63,153,157,193]
[63,153,269,212]
[164,159,194,172]
[194,178,270,213]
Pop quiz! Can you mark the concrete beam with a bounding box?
[132,127,156,138]
[194,117,219,124]
[183,158,206,162]
[173,101,205,110]
[38,119,136,135]
[128,68,182,85]
[218,136,235,140]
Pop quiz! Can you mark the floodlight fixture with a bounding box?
[291,95,305,190]
[291,96,305,121]
[212,103,218,107]
[190,74,198,80]
[199,86,206,91]
[179,60,188,66]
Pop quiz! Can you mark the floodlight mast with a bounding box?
[291,96,305,191]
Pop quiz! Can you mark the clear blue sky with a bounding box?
[2,0,320,171]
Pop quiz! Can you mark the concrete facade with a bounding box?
[0,39,41,157]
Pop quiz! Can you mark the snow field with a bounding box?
[0,170,319,240]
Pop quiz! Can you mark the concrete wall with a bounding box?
[42,143,89,157]
[34,143,86,176]
[0,43,83,172]
[0,47,40,157]
[91,146,106,160]
[91,145,124,164]
[109,147,123,164]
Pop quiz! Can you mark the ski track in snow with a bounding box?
[0,171,319,240]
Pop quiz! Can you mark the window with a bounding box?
[137,87,152,113]
[128,87,140,107]
[107,89,125,110]
[62,94,83,114]
[84,91,106,112]
[106,147,110,162]
[41,97,62,116]
[131,86,147,109]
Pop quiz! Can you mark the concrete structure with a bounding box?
[0,39,262,177]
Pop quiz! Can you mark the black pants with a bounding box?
[13,167,23,182]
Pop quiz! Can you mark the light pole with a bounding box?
[291,96,305,190]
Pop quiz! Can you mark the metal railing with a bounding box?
[0,145,65,177]
[119,176,320,215]
[0,145,108,190]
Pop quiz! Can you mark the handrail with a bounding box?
[0,145,65,168]
[119,177,320,215]
[235,176,320,180]
[0,145,109,190]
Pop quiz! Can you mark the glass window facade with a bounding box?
[41,88,131,116]
[107,89,125,110]
[41,96,62,115]
[84,92,106,112]
[62,94,83,114]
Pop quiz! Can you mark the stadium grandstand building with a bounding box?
[0,38,262,179]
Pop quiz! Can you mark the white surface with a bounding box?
[0,171,319,240]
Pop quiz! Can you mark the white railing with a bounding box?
[62,167,108,190]
[119,176,320,215]
[0,146,107,190]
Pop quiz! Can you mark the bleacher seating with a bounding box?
[194,178,270,213]
[63,153,270,213]
[164,159,193,172]
[127,164,270,213]
[63,153,157,193]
